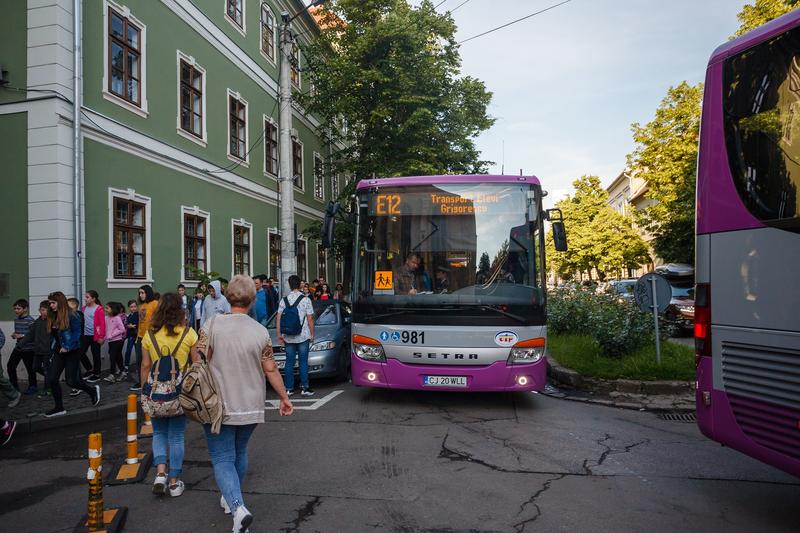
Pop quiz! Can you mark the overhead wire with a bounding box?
[458,0,572,44]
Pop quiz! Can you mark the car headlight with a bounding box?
[310,340,336,352]
[353,342,385,361]
[678,305,695,313]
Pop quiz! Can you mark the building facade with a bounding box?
[0,0,343,339]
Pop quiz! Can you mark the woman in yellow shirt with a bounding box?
[140,292,198,498]
[130,285,159,391]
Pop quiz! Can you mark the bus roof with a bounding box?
[709,7,800,64]
[355,174,541,190]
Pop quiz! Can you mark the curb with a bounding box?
[13,399,128,435]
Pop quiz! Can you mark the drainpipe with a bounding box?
[73,0,83,298]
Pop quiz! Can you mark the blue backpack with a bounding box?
[281,295,306,336]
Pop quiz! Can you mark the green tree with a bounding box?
[627,82,702,264]
[300,0,495,185]
[734,0,799,37]
[545,176,650,281]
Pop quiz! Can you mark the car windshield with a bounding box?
[615,281,636,294]
[670,282,694,299]
[264,301,339,328]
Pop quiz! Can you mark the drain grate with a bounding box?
[658,412,696,422]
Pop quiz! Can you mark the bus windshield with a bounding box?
[353,183,545,326]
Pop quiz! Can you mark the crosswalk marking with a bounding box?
[265,389,344,410]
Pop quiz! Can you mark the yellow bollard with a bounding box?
[87,433,104,531]
[108,394,151,485]
[75,433,128,532]
[139,412,153,438]
[126,394,138,464]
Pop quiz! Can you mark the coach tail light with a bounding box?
[353,334,386,362]
[508,337,546,364]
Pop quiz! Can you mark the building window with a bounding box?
[297,238,307,281]
[226,0,244,29]
[332,173,340,199]
[113,197,146,279]
[269,231,281,279]
[179,59,203,139]
[108,7,142,106]
[317,244,327,280]
[313,153,324,200]
[291,42,300,87]
[183,211,208,280]
[260,4,276,62]
[233,222,251,276]
[292,139,303,189]
[264,119,278,176]
[228,93,248,161]
[335,260,344,286]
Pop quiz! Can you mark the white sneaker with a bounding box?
[232,504,253,533]
[220,495,231,514]
[152,473,167,495]
[169,480,185,497]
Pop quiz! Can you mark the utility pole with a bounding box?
[278,11,296,297]
[277,0,324,296]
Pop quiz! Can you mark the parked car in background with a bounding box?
[608,279,638,303]
[656,263,695,336]
[261,299,352,381]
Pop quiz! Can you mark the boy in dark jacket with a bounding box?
[22,301,53,397]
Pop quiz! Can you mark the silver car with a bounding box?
[261,299,352,381]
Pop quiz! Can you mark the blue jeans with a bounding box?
[283,340,310,390]
[151,415,187,479]
[204,423,257,513]
[123,337,137,368]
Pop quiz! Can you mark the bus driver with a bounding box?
[395,253,423,295]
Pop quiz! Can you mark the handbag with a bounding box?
[141,327,190,418]
[179,318,223,434]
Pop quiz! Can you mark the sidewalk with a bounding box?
[1,377,136,434]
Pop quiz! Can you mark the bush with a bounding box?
[548,286,654,357]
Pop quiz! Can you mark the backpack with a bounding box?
[281,295,306,336]
[179,317,223,434]
[141,328,190,418]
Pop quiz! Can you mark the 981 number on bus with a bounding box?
[401,331,425,344]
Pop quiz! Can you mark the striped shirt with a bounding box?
[14,314,35,337]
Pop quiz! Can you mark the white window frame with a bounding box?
[296,235,308,281]
[180,205,211,285]
[291,41,301,89]
[226,88,250,167]
[268,227,281,280]
[263,114,279,178]
[223,0,246,37]
[231,218,254,278]
[102,0,149,118]
[176,51,208,147]
[313,152,325,201]
[292,137,304,191]
[107,187,153,288]
[259,3,277,65]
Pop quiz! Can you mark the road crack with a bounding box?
[281,495,322,532]
[511,474,567,532]
[582,433,651,475]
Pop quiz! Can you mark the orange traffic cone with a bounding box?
[108,395,151,485]
[74,433,127,532]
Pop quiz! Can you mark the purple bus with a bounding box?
[695,10,800,478]
[324,175,566,392]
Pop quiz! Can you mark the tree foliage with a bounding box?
[545,176,650,281]
[627,82,702,264]
[299,0,495,190]
[734,0,800,37]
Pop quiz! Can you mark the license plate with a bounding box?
[423,375,467,387]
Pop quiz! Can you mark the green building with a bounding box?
[0,0,343,337]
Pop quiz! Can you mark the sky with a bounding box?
[436,0,749,207]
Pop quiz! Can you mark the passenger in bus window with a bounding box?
[435,266,450,293]
[395,253,423,295]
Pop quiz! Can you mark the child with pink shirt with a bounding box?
[103,302,127,383]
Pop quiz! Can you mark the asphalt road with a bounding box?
[2,381,799,533]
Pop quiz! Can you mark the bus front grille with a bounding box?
[722,341,800,461]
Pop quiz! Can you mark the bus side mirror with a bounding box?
[552,221,567,252]
[322,201,340,249]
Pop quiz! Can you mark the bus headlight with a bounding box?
[508,338,546,364]
[352,334,386,362]
[310,340,336,352]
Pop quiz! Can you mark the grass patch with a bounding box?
[548,334,694,381]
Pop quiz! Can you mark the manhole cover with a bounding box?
[658,412,696,422]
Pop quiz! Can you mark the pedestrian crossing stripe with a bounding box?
[265,390,344,410]
[374,271,393,290]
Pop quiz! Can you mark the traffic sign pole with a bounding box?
[650,275,661,366]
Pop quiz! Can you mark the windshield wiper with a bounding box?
[457,304,528,325]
